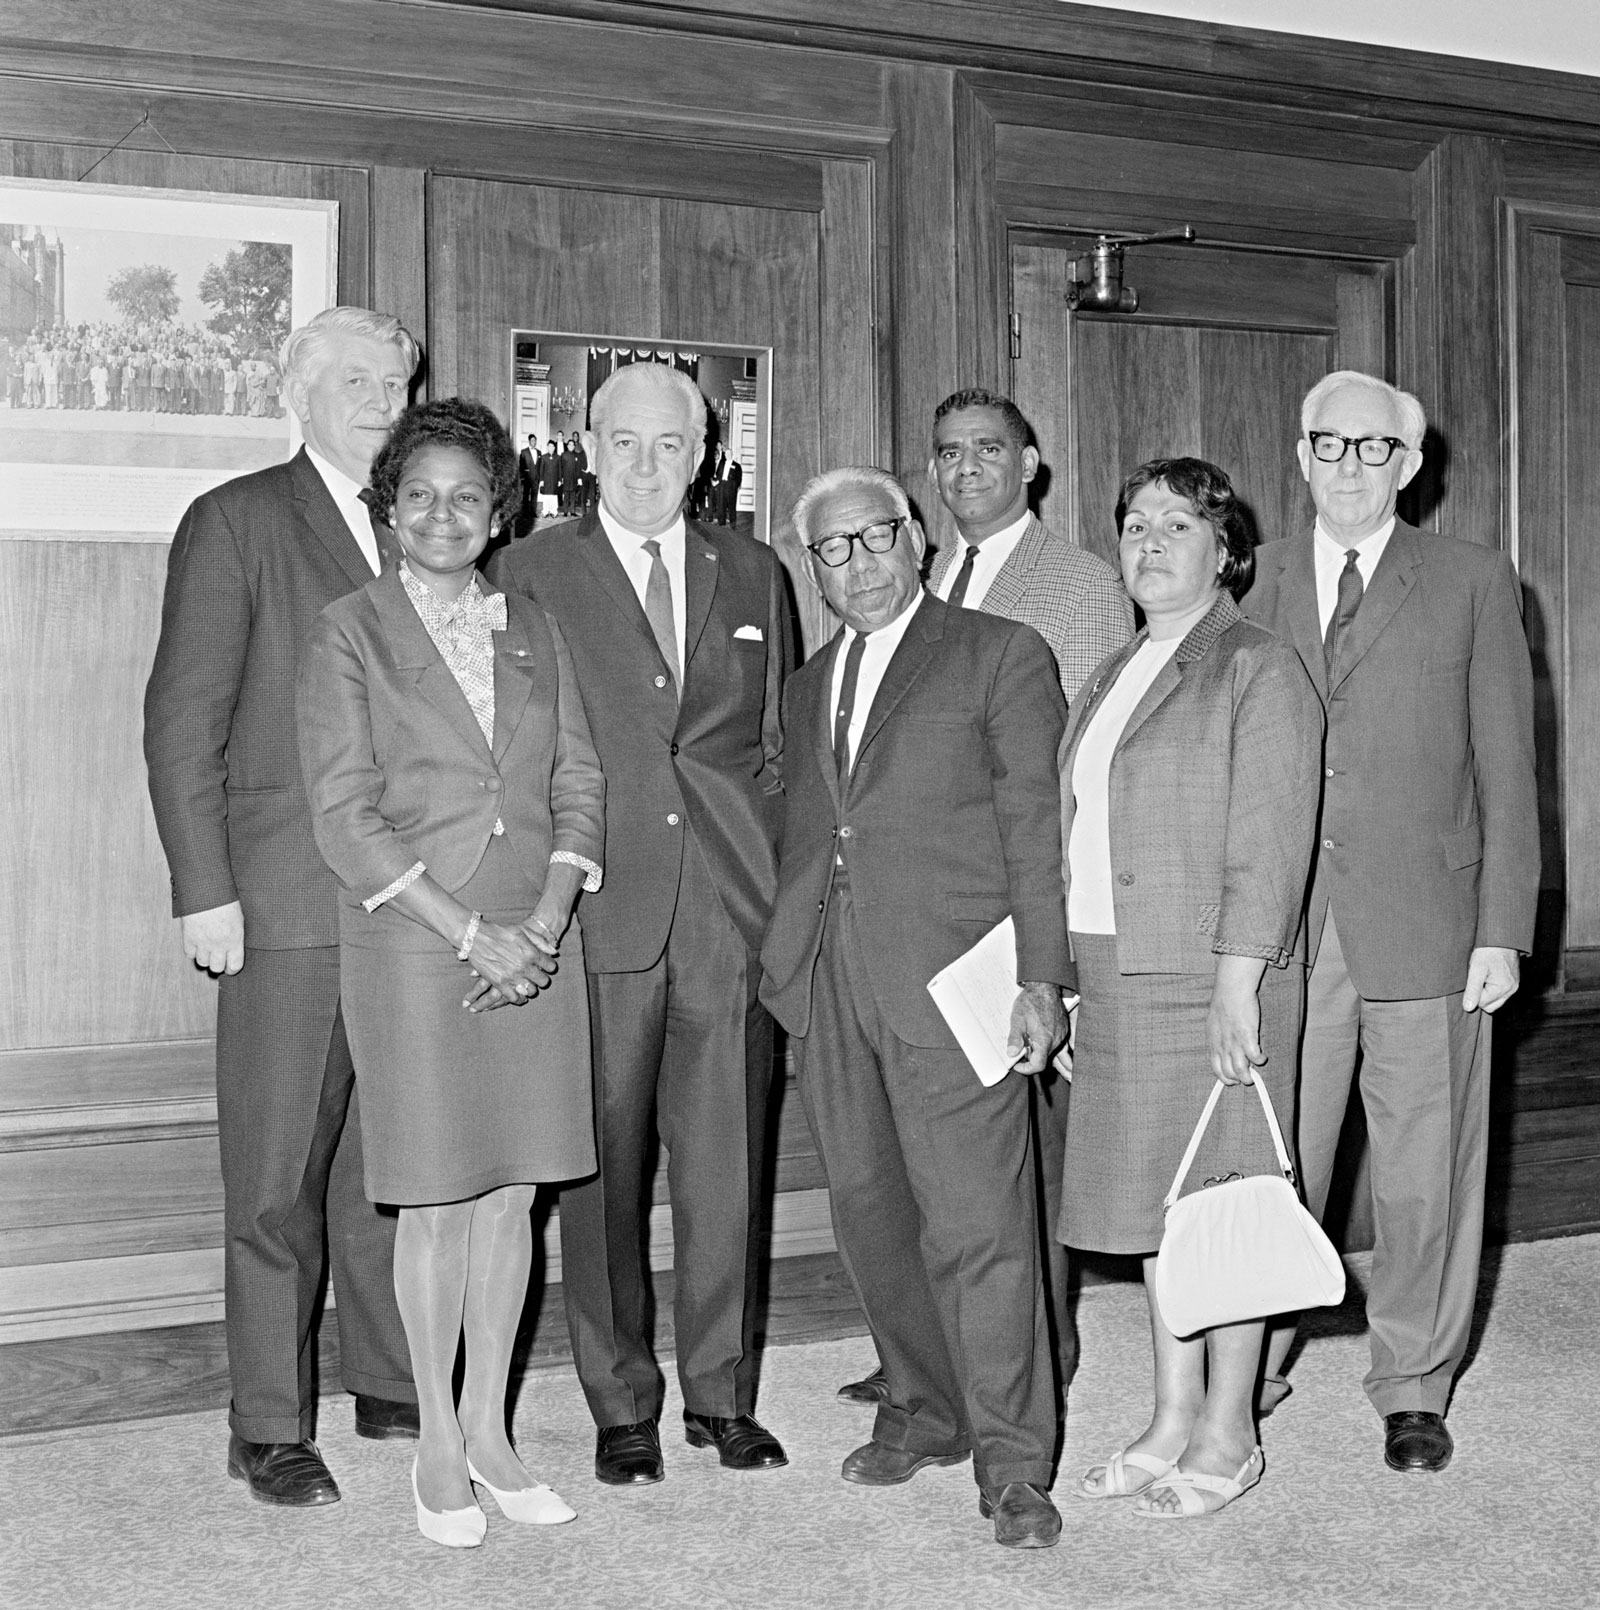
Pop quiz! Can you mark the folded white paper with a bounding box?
[733,624,764,640]
[927,917,1075,1086]
[927,917,1024,1086]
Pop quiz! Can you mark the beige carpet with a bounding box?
[4,1235,1596,1610]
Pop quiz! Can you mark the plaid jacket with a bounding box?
[926,514,1133,706]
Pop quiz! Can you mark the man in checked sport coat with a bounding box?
[761,466,1069,1550]
[1244,370,1539,1476]
[143,307,422,1508]
[490,361,794,1485]
[853,387,1131,1412]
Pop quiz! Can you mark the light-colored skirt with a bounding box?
[1058,932,1302,1254]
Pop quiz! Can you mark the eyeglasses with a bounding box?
[1307,431,1409,467]
[806,518,903,568]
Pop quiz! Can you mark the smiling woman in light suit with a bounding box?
[297,399,604,1548]
[1057,458,1322,1519]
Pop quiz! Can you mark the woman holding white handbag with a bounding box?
[1056,457,1324,1518]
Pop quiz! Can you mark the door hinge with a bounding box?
[1009,312,1021,360]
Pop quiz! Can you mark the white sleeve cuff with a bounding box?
[550,850,602,893]
[363,861,426,912]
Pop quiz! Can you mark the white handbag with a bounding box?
[1153,1076,1346,1339]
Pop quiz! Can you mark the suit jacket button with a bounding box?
[1116,871,1134,886]
[667,813,680,826]
[654,674,668,688]
[817,900,826,913]
[484,777,501,792]
[839,826,853,839]
[670,742,679,756]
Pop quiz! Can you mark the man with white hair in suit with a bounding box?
[1245,370,1539,1474]
[834,387,1131,1412]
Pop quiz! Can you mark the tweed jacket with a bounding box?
[1241,520,1538,1000]
[489,512,792,971]
[760,596,1069,1048]
[1059,593,1323,982]
[926,514,1133,705]
[143,448,395,949]
[295,567,604,919]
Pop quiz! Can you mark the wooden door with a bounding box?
[1011,239,1393,567]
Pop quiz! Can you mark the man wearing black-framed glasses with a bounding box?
[1242,370,1538,1478]
[761,466,1069,1549]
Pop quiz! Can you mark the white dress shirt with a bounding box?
[1068,636,1181,934]
[1313,515,1395,635]
[934,510,1030,611]
[829,590,925,774]
[305,447,382,577]
[600,503,687,673]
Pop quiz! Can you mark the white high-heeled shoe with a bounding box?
[466,1458,577,1525]
[413,1459,487,1548]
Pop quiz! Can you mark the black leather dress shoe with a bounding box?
[683,1411,788,1471]
[353,1394,420,1440]
[1384,1411,1453,1473]
[595,1419,665,1485]
[840,1439,970,1486]
[227,1434,341,1507]
[979,1482,1062,1549]
[836,1365,891,1407]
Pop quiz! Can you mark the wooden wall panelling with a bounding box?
[0,75,834,216]
[1070,320,1329,567]
[811,158,881,654]
[371,166,429,378]
[952,74,1005,395]
[428,178,665,408]
[968,73,1440,172]
[0,2,890,158]
[658,192,828,652]
[1334,266,1393,380]
[993,124,1418,261]
[1506,212,1571,987]
[1562,273,1600,972]
[884,62,958,547]
[1407,135,1505,546]
[0,542,217,1051]
[1008,243,1076,546]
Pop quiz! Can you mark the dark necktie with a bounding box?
[1323,548,1363,675]
[356,486,394,571]
[642,538,681,694]
[945,542,978,610]
[833,631,867,780]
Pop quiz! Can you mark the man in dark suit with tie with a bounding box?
[490,361,793,1486]
[144,307,421,1508]
[760,466,1068,1548]
[1243,370,1539,1474]
[837,389,1132,1412]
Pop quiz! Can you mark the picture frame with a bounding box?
[508,329,774,545]
[0,178,338,541]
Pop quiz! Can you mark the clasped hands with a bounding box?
[461,908,567,1012]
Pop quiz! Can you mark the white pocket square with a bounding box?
[734,625,764,641]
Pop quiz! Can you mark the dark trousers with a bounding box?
[216,945,413,1442]
[795,880,1054,1491]
[1032,1069,1080,1393]
[559,833,775,1426]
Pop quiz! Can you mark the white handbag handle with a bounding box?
[1162,1076,1297,1212]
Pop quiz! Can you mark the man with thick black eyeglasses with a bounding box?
[761,466,1069,1549]
[1242,370,1538,1478]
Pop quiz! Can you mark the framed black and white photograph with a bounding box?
[508,329,773,544]
[0,178,338,541]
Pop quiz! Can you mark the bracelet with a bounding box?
[457,911,482,961]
